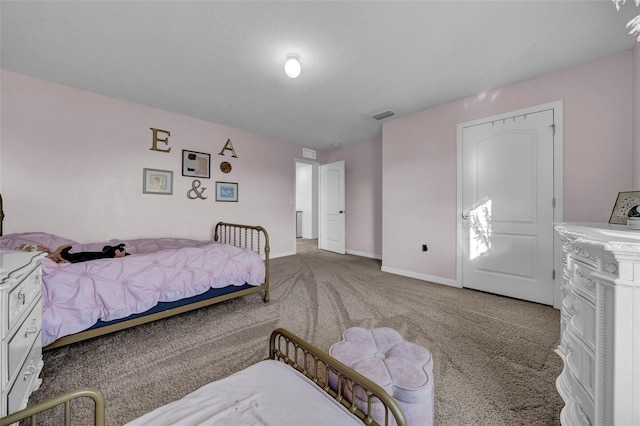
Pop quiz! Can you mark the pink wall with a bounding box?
[2,47,635,268]
[634,43,640,187]
[326,139,382,258]
[382,50,634,282]
[0,70,305,257]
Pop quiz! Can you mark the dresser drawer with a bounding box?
[6,336,42,414]
[566,287,596,351]
[8,265,42,331]
[7,298,42,384]
[570,262,596,300]
[564,328,596,399]
[559,365,595,426]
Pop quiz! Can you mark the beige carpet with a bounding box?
[28,239,563,425]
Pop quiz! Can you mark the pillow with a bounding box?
[0,232,78,252]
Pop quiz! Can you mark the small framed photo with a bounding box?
[609,191,640,224]
[215,181,238,202]
[182,150,211,178]
[143,168,173,195]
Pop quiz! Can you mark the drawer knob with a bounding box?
[17,290,26,305]
[23,363,37,381]
[24,326,38,338]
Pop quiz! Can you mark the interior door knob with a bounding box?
[461,211,470,220]
[339,210,345,214]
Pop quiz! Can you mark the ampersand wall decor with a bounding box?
[187,180,207,200]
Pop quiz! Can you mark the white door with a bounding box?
[319,160,345,254]
[460,109,555,305]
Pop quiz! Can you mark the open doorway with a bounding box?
[295,160,319,252]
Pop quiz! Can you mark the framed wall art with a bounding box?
[609,191,640,224]
[182,150,211,178]
[143,168,173,195]
[215,181,238,202]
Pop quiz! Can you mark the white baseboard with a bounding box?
[380,266,460,288]
[346,249,382,260]
[271,250,296,259]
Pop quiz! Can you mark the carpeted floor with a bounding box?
[28,239,563,425]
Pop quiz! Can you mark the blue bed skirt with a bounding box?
[88,283,254,330]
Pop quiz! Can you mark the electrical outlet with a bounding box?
[422,244,428,252]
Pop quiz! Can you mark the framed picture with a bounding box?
[182,150,211,178]
[215,181,238,202]
[609,191,640,224]
[143,168,173,195]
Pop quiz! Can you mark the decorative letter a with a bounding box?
[218,139,238,158]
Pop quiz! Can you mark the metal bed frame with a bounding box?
[0,387,105,426]
[269,328,407,426]
[1,329,406,426]
[0,194,270,350]
[43,221,270,350]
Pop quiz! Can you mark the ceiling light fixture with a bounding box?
[284,53,301,79]
[613,0,640,42]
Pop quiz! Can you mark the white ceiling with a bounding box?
[1,1,638,151]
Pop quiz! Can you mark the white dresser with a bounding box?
[1,250,46,417]
[555,223,640,426]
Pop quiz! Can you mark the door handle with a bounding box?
[339,210,345,214]
[461,211,470,220]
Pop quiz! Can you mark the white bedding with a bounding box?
[126,360,364,426]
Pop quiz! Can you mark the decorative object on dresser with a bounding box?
[627,205,640,229]
[555,223,640,426]
[1,250,47,417]
[608,191,640,225]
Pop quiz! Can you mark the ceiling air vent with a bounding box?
[371,110,396,121]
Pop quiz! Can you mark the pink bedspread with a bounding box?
[0,233,266,346]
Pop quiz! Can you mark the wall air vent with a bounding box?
[371,110,396,121]
[302,147,316,159]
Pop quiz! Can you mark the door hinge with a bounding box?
[552,197,556,208]
[552,270,556,280]
[550,124,556,135]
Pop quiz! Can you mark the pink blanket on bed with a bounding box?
[0,233,266,346]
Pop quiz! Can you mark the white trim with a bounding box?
[271,250,296,259]
[456,100,563,308]
[381,266,460,288]
[552,103,564,310]
[346,249,382,260]
[294,158,320,254]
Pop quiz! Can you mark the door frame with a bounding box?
[293,158,320,254]
[455,100,564,308]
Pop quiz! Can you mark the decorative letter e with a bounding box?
[150,128,171,153]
